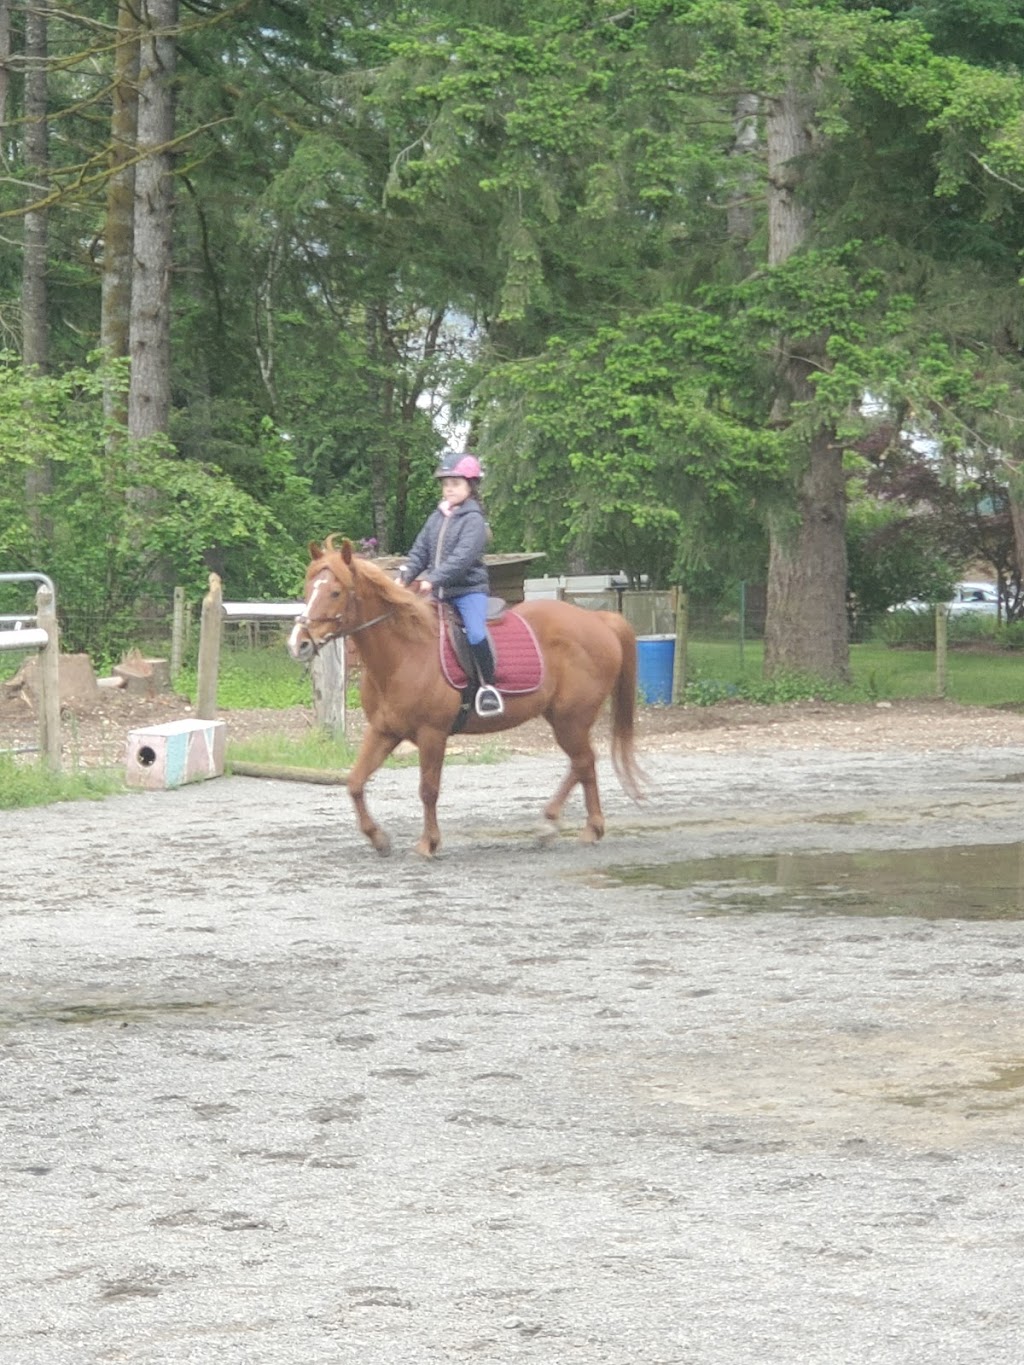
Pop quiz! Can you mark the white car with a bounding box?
[891,581,999,616]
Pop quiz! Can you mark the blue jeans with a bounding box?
[451,592,487,645]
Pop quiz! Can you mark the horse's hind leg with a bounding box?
[540,768,577,842]
[348,728,401,855]
[545,722,605,845]
[413,729,447,858]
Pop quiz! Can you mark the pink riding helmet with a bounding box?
[435,450,483,480]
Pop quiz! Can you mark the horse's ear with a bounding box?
[341,538,354,565]
[309,540,322,560]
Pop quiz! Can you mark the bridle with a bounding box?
[294,570,395,656]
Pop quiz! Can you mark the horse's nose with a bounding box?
[287,623,312,662]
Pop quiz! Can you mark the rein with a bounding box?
[295,571,396,655]
[296,607,394,654]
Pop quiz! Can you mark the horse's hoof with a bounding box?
[371,832,392,857]
[578,826,603,845]
[537,820,560,845]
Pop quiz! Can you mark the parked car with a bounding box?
[890,581,999,616]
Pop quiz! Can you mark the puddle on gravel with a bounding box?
[591,842,1024,919]
[890,1061,1024,1110]
[0,1000,221,1028]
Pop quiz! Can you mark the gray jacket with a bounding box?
[400,498,489,599]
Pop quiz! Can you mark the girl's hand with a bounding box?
[416,578,433,595]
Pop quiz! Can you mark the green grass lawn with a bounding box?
[684,639,1024,708]
[178,636,1024,712]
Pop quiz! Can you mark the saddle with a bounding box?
[438,600,544,732]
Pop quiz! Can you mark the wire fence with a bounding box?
[0,581,998,696]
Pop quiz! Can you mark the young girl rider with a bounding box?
[397,450,504,717]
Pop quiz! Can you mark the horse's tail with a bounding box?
[606,613,648,803]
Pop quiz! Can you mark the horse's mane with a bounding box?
[316,536,436,644]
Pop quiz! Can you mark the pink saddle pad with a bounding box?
[440,610,544,694]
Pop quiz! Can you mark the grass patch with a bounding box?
[227,730,361,770]
[683,639,1024,707]
[175,631,1024,716]
[0,754,125,810]
[176,647,319,711]
[226,730,506,773]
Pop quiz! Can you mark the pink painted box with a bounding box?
[124,719,226,790]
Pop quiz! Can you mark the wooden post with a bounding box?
[196,573,223,720]
[671,588,688,705]
[935,603,948,699]
[311,637,347,739]
[170,585,185,682]
[35,583,61,773]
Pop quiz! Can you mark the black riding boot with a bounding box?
[469,637,504,717]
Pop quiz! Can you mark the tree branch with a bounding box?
[970,151,1024,196]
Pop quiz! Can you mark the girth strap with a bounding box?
[449,685,477,735]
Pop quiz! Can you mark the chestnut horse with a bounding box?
[287,538,646,857]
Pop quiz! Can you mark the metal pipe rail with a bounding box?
[0,572,61,771]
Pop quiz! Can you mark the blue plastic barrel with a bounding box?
[636,634,675,704]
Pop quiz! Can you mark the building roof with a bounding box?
[371,552,546,571]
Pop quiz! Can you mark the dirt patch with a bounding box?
[5,683,1024,769]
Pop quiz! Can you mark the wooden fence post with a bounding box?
[311,637,348,739]
[170,585,185,682]
[935,603,948,698]
[36,583,61,773]
[671,588,688,705]
[196,574,223,720]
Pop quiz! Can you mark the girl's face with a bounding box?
[441,476,471,506]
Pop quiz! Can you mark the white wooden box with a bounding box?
[125,718,226,790]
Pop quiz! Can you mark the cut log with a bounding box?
[113,651,171,696]
[230,761,350,785]
[6,652,98,707]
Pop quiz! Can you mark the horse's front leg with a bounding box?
[413,729,448,858]
[348,727,401,855]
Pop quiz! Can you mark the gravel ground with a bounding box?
[3,700,1024,1363]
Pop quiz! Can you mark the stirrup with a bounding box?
[474,685,504,717]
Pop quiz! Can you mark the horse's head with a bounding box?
[287,536,359,662]
[288,536,417,662]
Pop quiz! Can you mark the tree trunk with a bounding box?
[22,0,48,375]
[727,93,759,246]
[23,0,51,538]
[0,1,10,147]
[763,80,849,683]
[102,0,139,432]
[1006,471,1024,599]
[128,0,177,446]
[764,427,849,680]
[366,302,393,550]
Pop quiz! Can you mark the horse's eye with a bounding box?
[330,588,341,599]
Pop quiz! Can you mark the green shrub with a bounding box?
[681,668,851,707]
[948,613,997,645]
[877,608,938,648]
[878,608,997,649]
[995,621,1024,651]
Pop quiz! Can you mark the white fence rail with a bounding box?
[0,572,61,771]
